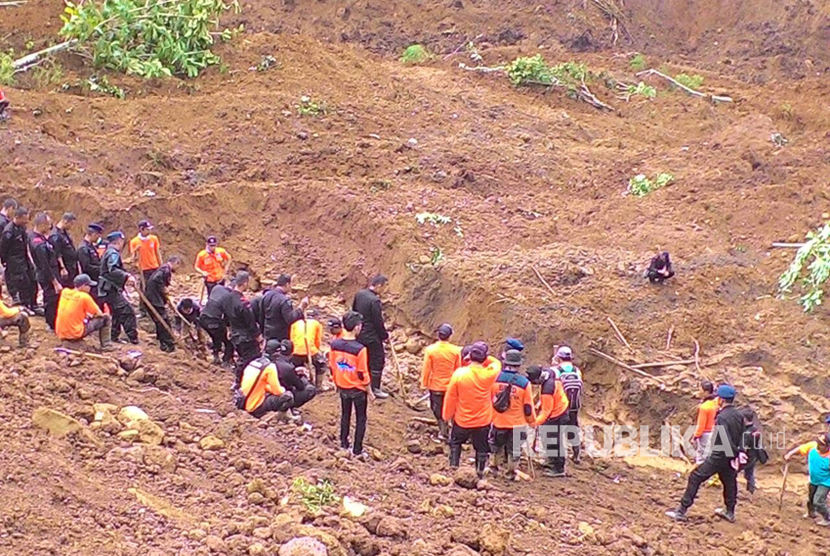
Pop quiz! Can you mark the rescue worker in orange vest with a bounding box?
[528,364,570,478]
[238,345,295,419]
[194,235,232,296]
[129,219,161,317]
[55,274,113,350]
[289,309,327,388]
[443,342,500,478]
[0,282,30,347]
[328,317,343,340]
[694,380,718,464]
[421,323,462,441]
[490,349,536,480]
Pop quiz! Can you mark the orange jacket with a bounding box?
[290,319,323,356]
[491,371,536,429]
[421,340,462,392]
[694,397,718,438]
[195,247,231,282]
[240,358,285,412]
[130,234,161,271]
[442,363,500,428]
[485,355,502,373]
[329,338,371,391]
[55,288,101,340]
[535,376,570,426]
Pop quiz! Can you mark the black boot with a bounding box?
[475,452,488,479]
[449,445,462,468]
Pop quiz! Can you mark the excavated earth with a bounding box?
[3,0,830,554]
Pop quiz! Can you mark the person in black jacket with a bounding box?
[98,231,138,344]
[30,212,62,330]
[740,406,767,494]
[145,256,183,352]
[77,223,104,308]
[645,251,675,284]
[0,198,18,232]
[262,273,308,341]
[200,283,234,367]
[225,271,261,385]
[0,206,38,311]
[352,274,390,398]
[269,339,317,422]
[667,385,744,523]
[49,212,80,287]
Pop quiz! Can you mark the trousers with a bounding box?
[679,456,738,513]
[339,388,368,455]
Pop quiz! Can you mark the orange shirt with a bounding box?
[290,319,323,356]
[194,247,231,282]
[535,378,570,426]
[421,340,462,392]
[130,234,161,271]
[0,298,20,319]
[798,441,820,456]
[694,397,719,438]
[491,373,536,429]
[442,363,500,428]
[485,355,502,373]
[240,360,285,412]
[329,338,371,391]
[55,288,101,340]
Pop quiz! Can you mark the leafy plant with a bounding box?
[59,0,242,79]
[400,44,431,64]
[297,95,327,117]
[622,81,656,100]
[0,51,15,86]
[32,62,65,87]
[256,54,277,72]
[416,212,452,226]
[674,73,704,90]
[779,223,830,312]
[292,478,339,513]
[506,54,553,86]
[629,53,647,70]
[628,172,673,197]
[429,246,444,266]
[85,75,125,98]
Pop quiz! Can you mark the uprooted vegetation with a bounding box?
[779,223,830,312]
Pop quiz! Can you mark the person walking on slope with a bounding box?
[55,274,112,350]
[554,346,584,463]
[443,342,500,479]
[0,282,30,348]
[98,231,139,345]
[49,212,81,287]
[667,384,745,523]
[1,207,38,312]
[200,283,234,367]
[237,343,295,420]
[490,349,536,480]
[421,323,462,441]
[262,273,308,341]
[693,380,719,464]
[145,256,183,352]
[77,223,105,308]
[194,236,232,297]
[528,364,571,478]
[352,274,391,399]
[225,271,261,385]
[784,433,830,526]
[289,310,327,388]
[30,212,62,330]
[329,311,373,459]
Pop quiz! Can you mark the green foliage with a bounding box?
[400,44,431,64]
[416,212,451,226]
[674,73,704,90]
[779,223,830,312]
[429,246,444,266]
[629,53,647,70]
[624,81,656,99]
[256,54,277,72]
[59,0,242,79]
[297,95,327,117]
[506,55,592,95]
[628,172,674,197]
[32,62,65,87]
[85,75,125,98]
[0,51,14,86]
[292,478,339,513]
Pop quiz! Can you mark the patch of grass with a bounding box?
[256,54,278,72]
[0,51,15,86]
[85,75,125,99]
[623,81,656,100]
[629,53,647,71]
[674,73,704,90]
[292,478,339,513]
[32,62,64,88]
[400,44,431,64]
[297,95,327,117]
[430,246,444,266]
[628,172,674,197]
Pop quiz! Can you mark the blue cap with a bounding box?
[717,384,736,400]
[505,338,524,351]
[106,231,125,242]
[824,415,830,424]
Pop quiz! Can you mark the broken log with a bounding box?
[636,69,733,103]
[588,348,665,385]
[630,359,695,369]
[607,317,634,353]
[531,266,556,296]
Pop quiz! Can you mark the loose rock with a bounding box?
[200,435,225,451]
[429,473,452,486]
[279,537,328,556]
[453,467,479,489]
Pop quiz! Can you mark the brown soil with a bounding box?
[3,1,830,554]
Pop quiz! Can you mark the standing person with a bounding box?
[784,433,830,525]
[77,223,104,307]
[144,256,183,352]
[262,273,308,341]
[55,274,112,350]
[421,323,462,441]
[0,283,30,348]
[98,231,139,345]
[352,274,390,398]
[666,385,745,523]
[328,311,373,459]
[327,317,343,340]
[0,198,18,232]
[0,207,38,311]
[49,212,80,287]
[129,219,161,316]
[490,349,536,480]
[194,236,232,297]
[30,212,62,330]
[443,342,500,479]
[289,310,327,388]
[200,283,234,367]
[225,271,261,385]
[554,346,584,463]
[693,380,718,464]
[740,406,767,495]
[529,364,571,478]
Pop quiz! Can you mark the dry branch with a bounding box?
[12,40,77,71]
[771,242,805,249]
[666,326,674,350]
[607,317,634,353]
[458,63,505,74]
[636,69,733,103]
[693,339,701,373]
[631,359,695,369]
[589,348,665,385]
[531,266,556,296]
[0,1,27,6]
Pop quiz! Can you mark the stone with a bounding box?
[247,479,267,495]
[32,407,102,446]
[252,527,272,539]
[131,418,165,445]
[434,504,455,518]
[450,528,479,551]
[404,338,422,355]
[429,473,452,486]
[479,524,509,556]
[204,535,227,553]
[188,529,207,541]
[248,492,266,505]
[144,445,178,472]
[200,435,225,451]
[118,405,149,424]
[341,496,367,518]
[447,545,479,556]
[375,516,408,539]
[279,537,328,556]
[118,429,140,442]
[76,388,93,400]
[248,543,266,556]
[405,440,422,454]
[93,403,123,433]
[453,467,479,489]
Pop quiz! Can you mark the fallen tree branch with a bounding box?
[631,359,695,369]
[0,1,28,6]
[771,242,805,249]
[666,326,674,350]
[636,69,733,103]
[693,339,701,373]
[531,266,556,296]
[12,40,77,71]
[607,317,634,353]
[589,348,665,385]
[458,62,505,74]
[578,81,615,111]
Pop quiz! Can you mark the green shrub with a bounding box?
[85,75,125,98]
[674,73,704,90]
[0,51,15,86]
[297,95,327,117]
[779,223,830,312]
[506,55,591,90]
[628,172,673,197]
[400,44,431,64]
[629,53,647,70]
[292,478,339,513]
[623,81,656,99]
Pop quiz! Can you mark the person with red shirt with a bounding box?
[421,323,462,441]
[194,236,232,296]
[528,364,570,478]
[490,349,536,480]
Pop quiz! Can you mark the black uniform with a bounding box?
[0,221,37,308]
[30,231,61,329]
[646,252,675,283]
[226,290,261,383]
[261,287,302,341]
[98,245,138,343]
[49,226,79,287]
[274,356,317,409]
[174,299,201,331]
[352,288,389,390]
[199,285,234,364]
[145,263,175,351]
[77,239,103,307]
[0,213,9,231]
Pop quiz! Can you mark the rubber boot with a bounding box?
[449,445,462,468]
[572,443,581,464]
[491,450,504,473]
[475,452,488,479]
[18,328,30,348]
[506,454,518,480]
[99,317,114,351]
[438,420,449,442]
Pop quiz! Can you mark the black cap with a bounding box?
[503,349,523,366]
[137,219,153,230]
[436,323,453,338]
[88,222,104,233]
[73,273,97,288]
[265,339,281,356]
[63,212,77,222]
[327,318,342,329]
[279,339,293,356]
[206,235,218,246]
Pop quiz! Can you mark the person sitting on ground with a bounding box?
[55,274,112,350]
[528,364,571,478]
[785,433,830,526]
[421,323,462,442]
[329,311,373,459]
[267,339,318,422]
[0,282,30,348]
[289,309,327,388]
[237,345,295,420]
[491,349,536,480]
[693,380,718,464]
[645,251,675,284]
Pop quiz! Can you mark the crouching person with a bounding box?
[238,351,295,419]
[55,274,112,350]
[0,282,30,347]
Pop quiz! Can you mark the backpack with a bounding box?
[233,358,269,410]
[493,374,519,414]
[558,367,583,411]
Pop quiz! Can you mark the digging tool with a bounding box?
[55,346,119,364]
[135,288,182,349]
[387,338,409,400]
[301,311,316,387]
[779,462,790,512]
[198,280,206,305]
